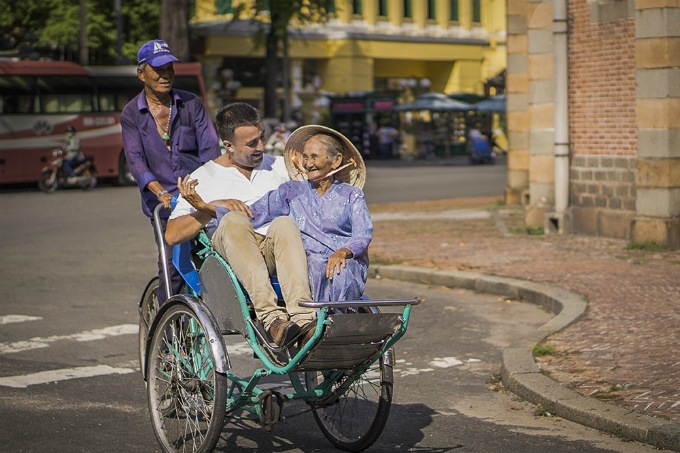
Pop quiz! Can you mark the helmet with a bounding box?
[66,126,76,133]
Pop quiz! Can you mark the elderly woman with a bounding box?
[242,125,371,304]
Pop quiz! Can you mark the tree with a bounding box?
[161,0,190,61]
[0,0,160,64]
[233,1,331,119]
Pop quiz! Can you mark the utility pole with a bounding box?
[79,0,88,65]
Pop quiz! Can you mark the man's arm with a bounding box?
[166,211,212,245]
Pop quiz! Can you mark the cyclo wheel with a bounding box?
[147,303,227,453]
[311,353,394,452]
[138,277,159,375]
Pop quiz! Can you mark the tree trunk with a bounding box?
[160,0,190,61]
[264,28,279,118]
[79,0,88,65]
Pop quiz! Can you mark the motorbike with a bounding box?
[37,148,97,193]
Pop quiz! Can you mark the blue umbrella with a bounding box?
[472,94,506,113]
[395,92,472,112]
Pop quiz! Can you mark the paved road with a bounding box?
[0,182,657,452]
[363,156,507,204]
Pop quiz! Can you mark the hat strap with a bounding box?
[309,158,357,182]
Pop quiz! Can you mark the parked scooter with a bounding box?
[37,148,97,193]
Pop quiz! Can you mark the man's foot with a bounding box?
[268,318,301,347]
[297,322,316,350]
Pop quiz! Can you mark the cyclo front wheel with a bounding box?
[147,303,227,453]
[311,353,394,452]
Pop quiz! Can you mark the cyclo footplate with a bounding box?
[258,390,284,431]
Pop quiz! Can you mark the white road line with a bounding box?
[0,315,43,325]
[0,324,138,354]
[0,365,135,388]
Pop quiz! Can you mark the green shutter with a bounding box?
[450,0,459,21]
[215,0,232,14]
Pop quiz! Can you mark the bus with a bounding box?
[0,60,208,185]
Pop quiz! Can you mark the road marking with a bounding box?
[0,365,134,388]
[0,324,138,354]
[0,315,42,325]
[371,209,490,222]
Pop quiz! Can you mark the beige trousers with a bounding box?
[212,211,316,329]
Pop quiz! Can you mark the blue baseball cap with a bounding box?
[137,40,180,68]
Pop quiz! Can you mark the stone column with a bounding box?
[525,0,556,227]
[632,0,680,249]
[505,0,531,204]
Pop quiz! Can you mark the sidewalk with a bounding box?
[368,196,680,448]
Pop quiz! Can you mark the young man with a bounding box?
[165,103,315,348]
[121,39,221,303]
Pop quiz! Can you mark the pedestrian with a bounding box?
[165,102,316,348]
[121,39,221,304]
[377,122,399,159]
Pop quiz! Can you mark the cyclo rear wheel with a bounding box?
[310,353,394,452]
[138,277,159,375]
[147,303,227,453]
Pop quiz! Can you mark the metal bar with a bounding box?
[298,297,423,309]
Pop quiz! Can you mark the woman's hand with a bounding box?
[177,175,210,213]
[326,248,353,279]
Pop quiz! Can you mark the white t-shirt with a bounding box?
[169,154,290,234]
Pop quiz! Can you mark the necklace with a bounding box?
[150,103,172,141]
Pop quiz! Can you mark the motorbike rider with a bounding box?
[62,126,86,177]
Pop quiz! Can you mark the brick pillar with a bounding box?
[505,0,530,204]
[632,0,680,249]
[525,0,555,227]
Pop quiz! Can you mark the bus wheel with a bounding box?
[116,152,136,186]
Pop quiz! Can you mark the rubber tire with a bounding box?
[147,303,227,453]
[311,354,394,452]
[138,277,159,377]
[37,169,58,193]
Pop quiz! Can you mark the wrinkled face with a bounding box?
[224,124,266,168]
[302,136,342,181]
[138,63,175,94]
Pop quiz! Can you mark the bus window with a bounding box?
[0,75,36,114]
[37,76,94,113]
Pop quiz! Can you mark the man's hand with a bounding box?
[159,192,173,209]
[212,199,254,218]
[177,175,211,213]
[326,248,353,279]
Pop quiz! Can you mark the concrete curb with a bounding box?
[371,264,680,451]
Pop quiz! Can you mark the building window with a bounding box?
[378,0,388,16]
[403,0,412,18]
[450,0,459,21]
[352,0,362,15]
[472,0,481,22]
[325,0,336,14]
[428,0,436,19]
[215,0,232,14]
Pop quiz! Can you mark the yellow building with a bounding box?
[190,0,506,119]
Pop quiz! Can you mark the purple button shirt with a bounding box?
[121,88,221,218]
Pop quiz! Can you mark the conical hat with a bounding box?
[284,125,366,189]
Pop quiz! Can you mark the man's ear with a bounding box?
[222,140,232,150]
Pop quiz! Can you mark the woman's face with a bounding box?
[301,136,342,181]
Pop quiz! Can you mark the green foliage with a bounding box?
[526,225,544,235]
[0,0,160,65]
[625,241,666,252]
[532,343,557,357]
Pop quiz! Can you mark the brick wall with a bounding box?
[568,0,637,212]
[568,0,636,157]
[570,154,636,210]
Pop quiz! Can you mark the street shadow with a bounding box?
[213,402,462,452]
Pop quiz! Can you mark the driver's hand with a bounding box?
[159,192,173,210]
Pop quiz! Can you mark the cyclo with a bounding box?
[138,201,421,453]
